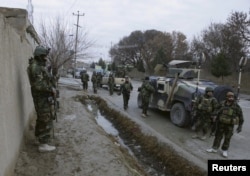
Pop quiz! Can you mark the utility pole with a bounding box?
[73,11,84,78]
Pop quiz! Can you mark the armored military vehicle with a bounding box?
[137,60,233,127]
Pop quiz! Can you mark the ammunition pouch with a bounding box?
[197,104,212,112]
[219,115,239,125]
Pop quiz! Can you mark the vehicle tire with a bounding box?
[213,86,233,103]
[137,93,142,108]
[170,103,189,127]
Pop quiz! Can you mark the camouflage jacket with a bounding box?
[91,74,97,83]
[108,76,115,85]
[194,94,218,115]
[27,58,54,96]
[81,73,89,82]
[216,100,244,126]
[120,81,133,94]
[140,80,155,97]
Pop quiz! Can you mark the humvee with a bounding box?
[137,60,233,127]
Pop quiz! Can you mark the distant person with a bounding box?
[108,73,115,95]
[81,71,89,91]
[192,87,218,140]
[96,72,103,88]
[120,76,133,110]
[140,76,155,118]
[91,71,98,93]
[206,91,244,158]
[27,46,57,152]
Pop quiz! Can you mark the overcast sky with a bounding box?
[1,0,249,61]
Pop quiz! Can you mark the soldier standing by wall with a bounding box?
[206,91,244,158]
[120,76,133,110]
[108,73,115,95]
[91,71,98,93]
[81,71,89,91]
[192,87,218,140]
[27,46,57,152]
[140,76,155,118]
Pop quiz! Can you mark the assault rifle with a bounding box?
[210,116,218,137]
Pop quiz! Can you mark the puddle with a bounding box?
[95,110,134,156]
[95,110,118,136]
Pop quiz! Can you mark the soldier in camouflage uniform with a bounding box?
[27,46,57,152]
[81,72,89,91]
[108,73,115,95]
[192,87,218,140]
[91,71,98,93]
[140,76,155,118]
[96,72,103,88]
[206,91,244,158]
[120,76,133,110]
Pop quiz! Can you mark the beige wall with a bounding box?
[0,8,39,176]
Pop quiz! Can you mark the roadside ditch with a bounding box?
[79,94,206,176]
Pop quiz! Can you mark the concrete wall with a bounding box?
[0,7,39,176]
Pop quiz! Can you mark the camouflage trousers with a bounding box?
[82,81,88,90]
[194,112,212,135]
[142,96,150,114]
[122,93,130,109]
[92,82,97,93]
[212,123,234,151]
[33,96,54,144]
[109,83,114,95]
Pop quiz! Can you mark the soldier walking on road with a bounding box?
[120,76,133,110]
[91,71,98,93]
[192,87,218,140]
[27,46,57,152]
[140,76,155,118]
[96,72,102,88]
[81,71,89,91]
[206,91,244,158]
[108,73,115,95]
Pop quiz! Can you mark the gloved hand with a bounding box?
[236,125,242,133]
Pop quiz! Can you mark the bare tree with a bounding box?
[38,16,93,75]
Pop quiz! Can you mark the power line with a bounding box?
[72,11,84,78]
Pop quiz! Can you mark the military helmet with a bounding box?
[205,87,213,92]
[34,46,49,57]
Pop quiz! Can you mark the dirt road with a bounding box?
[14,85,147,176]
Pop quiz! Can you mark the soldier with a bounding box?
[192,87,218,140]
[206,91,244,158]
[108,73,115,95]
[96,72,103,88]
[91,71,98,93]
[120,76,133,110]
[140,76,155,118]
[81,71,89,91]
[27,46,57,152]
